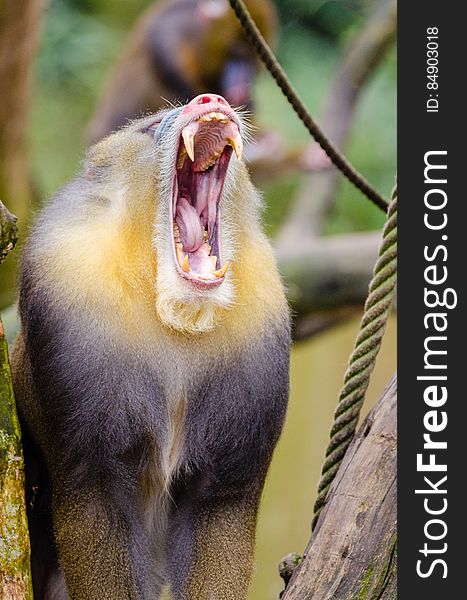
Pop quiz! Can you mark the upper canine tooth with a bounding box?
[182,122,200,161]
[228,132,243,160]
[182,131,195,162]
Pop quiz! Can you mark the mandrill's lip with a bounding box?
[170,96,242,288]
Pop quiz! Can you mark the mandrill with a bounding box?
[11,93,290,599]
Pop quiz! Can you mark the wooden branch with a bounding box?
[278,230,381,338]
[282,375,397,599]
[0,203,32,599]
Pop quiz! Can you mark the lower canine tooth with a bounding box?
[213,262,229,278]
[182,255,190,272]
[176,244,184,265]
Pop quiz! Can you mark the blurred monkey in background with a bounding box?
[87,0,309,179]
[87,0,277,144]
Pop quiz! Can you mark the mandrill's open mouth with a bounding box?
[172,100,243,287]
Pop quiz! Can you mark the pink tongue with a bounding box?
[176,197,203,252]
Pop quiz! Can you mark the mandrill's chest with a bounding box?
[132,309,289,417]
[144,311,287,396]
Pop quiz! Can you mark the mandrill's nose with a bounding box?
[179,93,241,136]
[187,94,230,107]
[181,94,236,118]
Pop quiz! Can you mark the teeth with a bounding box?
[228,131,243,160]
[182,255,190,273]
[181,116,242,169]
[199,112,229,123]
[182,131,195,162]
[198,150,222,172]
[213,262,230,278]
[182,121,200,161]
[176,242,184,265]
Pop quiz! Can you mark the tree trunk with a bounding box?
[0,0,45,308]
[0,201,33,599]
[282,375,397,599]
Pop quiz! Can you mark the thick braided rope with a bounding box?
[228,0,388,212]
[311,186,397,531]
